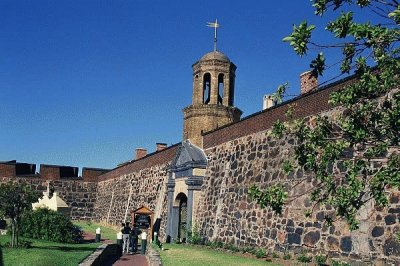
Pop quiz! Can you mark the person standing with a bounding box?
[119,221,125,235]
[130,225,142,253]
[121,222,131,254]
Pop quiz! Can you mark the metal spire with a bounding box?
[207,19,220,51]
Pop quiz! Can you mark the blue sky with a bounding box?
[0,1,379,171]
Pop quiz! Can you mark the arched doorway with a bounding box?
[175,193,187,241]
[166,140,208,243]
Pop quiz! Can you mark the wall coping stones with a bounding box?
[79,243,120,266]
[147,245,163,266]
[79,243,109,266]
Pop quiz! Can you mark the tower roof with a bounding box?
[199,51,230,62]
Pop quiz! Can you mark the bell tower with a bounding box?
[183,50,242,147]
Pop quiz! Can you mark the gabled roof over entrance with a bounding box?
[170,140,207,173]
[132,206,154,215]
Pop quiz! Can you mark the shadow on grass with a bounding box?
[82,238,111,244]
[82,239,95,244]
[0,244,4,266]
[30,245,98,252]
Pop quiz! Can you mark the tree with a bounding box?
[0,182,41,248]
[250,0,400,230]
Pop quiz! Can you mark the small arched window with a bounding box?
[217,74,224,105]
[203,73,211,104]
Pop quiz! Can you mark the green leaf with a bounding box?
[283,21,315,56]
[310,52,326,77]
[326,12,353,38]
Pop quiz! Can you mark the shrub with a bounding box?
[297,252,312,263]
[19,208,83,243]
[224,243,240,252]
[209,241,224,248]
[283,253,291,260]
[331,260,350,266]
[271,252,279,258]
[315,254,327,265]
[241,246,255,254]
[187,224,203,245]
[255,248,266,258]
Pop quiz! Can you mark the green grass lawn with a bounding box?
[0,235,99,266]
[74,221,118,241]
[158,243,282,266]
[0,221,118,266]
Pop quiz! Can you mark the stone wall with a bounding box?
[95,163,169,233]
[94,144,179,241]
[0,176,97,220]
[195,116,400,264]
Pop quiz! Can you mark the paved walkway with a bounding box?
[113,253,148,266]
[82,232,113,244]
[82,232,149,265]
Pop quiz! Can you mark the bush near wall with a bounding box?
[19,208,83,243]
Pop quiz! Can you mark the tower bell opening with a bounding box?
[203,73,211,104]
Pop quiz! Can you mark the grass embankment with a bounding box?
[0,221,118,266]
[74,221,118,241]
[0,235,99,266]
[158,243,281,266]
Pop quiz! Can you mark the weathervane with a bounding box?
[207,19,220,51]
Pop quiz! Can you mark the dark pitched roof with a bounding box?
[170,140,207,172]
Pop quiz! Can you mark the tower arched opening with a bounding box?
[218,73,224,105]
[203,73,211,104]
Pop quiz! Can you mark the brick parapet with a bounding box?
[0,163,16,177]
[203,76,356,149]
[97,143,179,182]
[82,167,110,182]
[0,161,37,177]
[39,164,79,180]
[40,165,60,180]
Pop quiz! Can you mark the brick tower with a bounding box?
[183,51,242,147]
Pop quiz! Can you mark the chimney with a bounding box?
[263,95,276,110]
[156,143,167,152]
[135,148,147,160]
[300,70,318,94]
